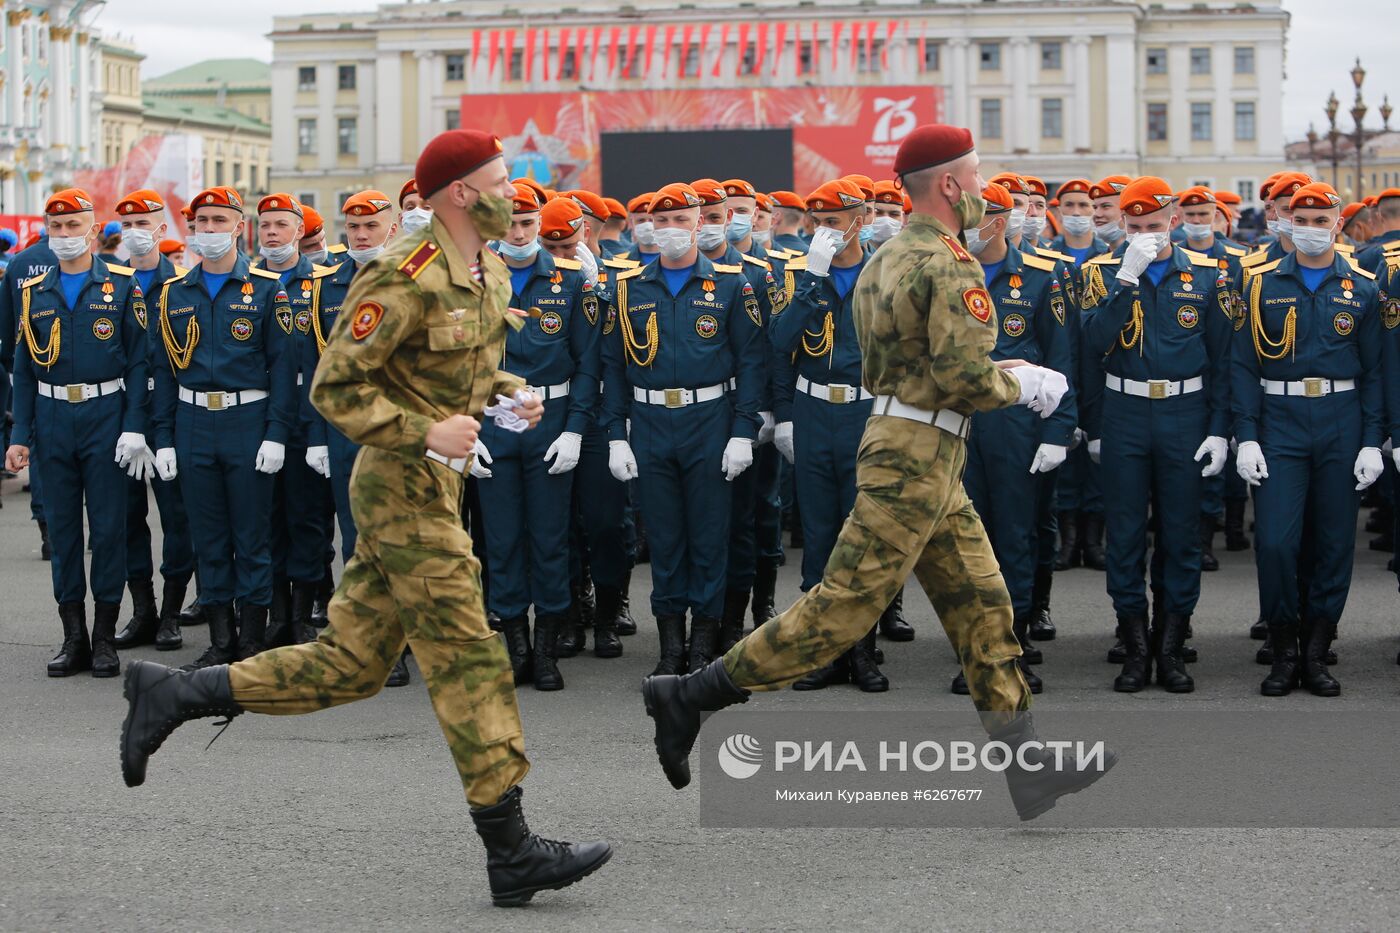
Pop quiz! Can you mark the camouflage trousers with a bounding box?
[229,450,529,807]
[724,414,1031,713]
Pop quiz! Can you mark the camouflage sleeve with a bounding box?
[916,260,1021,411]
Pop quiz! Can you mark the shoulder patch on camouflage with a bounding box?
[1034,247,1073,263]
[248,267,281,280]
[350,301,385,339]
[939,234,975,263]
[1347,258,1376,280]
[962,286,994,323]
[712,263,744,274]
[742,254,771,271]
[1021,254,1058,272]
[398,241,442,279]
[105,263,135,276]
[552,257,583,270]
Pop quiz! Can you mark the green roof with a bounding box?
[146,58,270,91]
[141,94,271,135]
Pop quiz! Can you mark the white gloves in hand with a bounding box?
[254,440,286,474]
[1194,435,1229,478]
[544,431,583,475]
[608,439,638,482]
[1029,443,1068,474]
[305,445,331,478]
[721,437,754,481]
[470,439,493,479]
[1236,440,1268,487]
[756,411,776,446]
[1088,439,1101,463]
[1009,365,1069,419]
[115,432,153,480]
[774,421,795,464]
[1117,232,1167,285]
[1069,427,1086,452]
[804,227,844,277]
[154,448,178,481]
[1354,446,1384,491]
[575,244,599,288]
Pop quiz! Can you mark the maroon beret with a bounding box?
[415,130,505,199]
[893,124,976,179]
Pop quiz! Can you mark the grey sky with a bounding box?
[96,0,1397,144]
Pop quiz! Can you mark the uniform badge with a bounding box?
[540,310,564,334]
[1002,313,1026,337]
[1334,310,1355,336]
[1177,306,1199,329]
[962,287,993,323]
[1384,297,1400,330]
[350,301,384,340]
[242,282,254,299]
[1342,278,1355,300]
[133,296,148,330]
[603,307,616,335]
[695,314,720,339]
[1232,294,1248,332]
[742,282,761,327]
[102,281,115,300]
[276,307,294,334]
[1050,296,1065,326]
[295,308,312,333]
[230,317,254,341]
[92,317,115,340]
[582,293,599,326]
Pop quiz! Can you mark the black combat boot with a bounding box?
[1224,499,1249,551]
[793,653,851,690]
[262,579,294,648]
[1256,629,1274,665]
[652,614,687,676]
[114,578,161,648]
[1260,622,1300,697]
[1016,610,1043,665]
[1106,618,1128,664]
[1029,565,1056,641]
[312,567,333,627]
[469,785,612,907]
[182,603,239,671]
[120,661,241,787]
[1012,615,1043,693]
[950,668,970,694]
[48,602,91,677]
[615,569,637,636]
[532,613,566,692]
[1055,509,1080,570]
[987,712,1118,821]
[385,650,411,687]
[154,580,185,650]
[1301,620,1340,697]
[1155,612,1195,692]
[751,556,779,629]
[91,601,122,678]
[1081,512,1107,570]
[557,581,589,658]
[235,604,268,661]
[686,615,720,673]
[718,588,749,655]
[500,615,533,686]
[592,585,624,658]
[1250,616,1268,640]
[38,520,51,561]
[179,596,204,626]
[878,588,914,641]
[848,628,889,693]
[289,581,319,644]
[1199,515,1219,572]
[642,657,751,789]
[1113,613,1151,692]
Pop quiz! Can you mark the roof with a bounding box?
[141,94,271,136]
[146,58,270,92]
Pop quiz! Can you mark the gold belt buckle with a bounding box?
[663,388,684,409]
[206,391,226,411]
[1303,378,1325,398]
[828,384,849,404]
[1147,380,1169,400]
[66,384,86,403]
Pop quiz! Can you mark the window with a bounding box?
[1234,46,1255,75]
[508,49,523,81]
[1236,180,1256,203]
[1041,41,1062,71]
[1234,101,1256,141]
[1191,102,1212,141]
[297,192,317,210]
[1191,178,1214,189]
[233,163,243,187]
[298,66,316,91]
[297,118,317,155]
[1147,103,1168,141]
[798,40,813,75]
[922,41,939,71]
[338,191,354,213]
[857,40,884,74]
[1146,47,1166,74]
[743,43,758,75]
[1041,97,1063,138]
[215,161,225,186]
[446,54,465,81]
[445,108,460,131]
[979,43,1000,70]
[337,64,356,90]
[560,49,577,80]
[980,98,1003,139]
[337,117,357,155]
[1190,47,1211,75]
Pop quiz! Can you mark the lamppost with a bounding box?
[1351,58,1368,201]
[1325,91,1341,190]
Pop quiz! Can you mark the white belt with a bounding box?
[632,383,726,409]
[426,450,470,473]
[1260,377,1355,398]
[796,375,872,405]
[527,380,570,400]
[1104,374,1204,400]
[871,395,970,439]
[37,378,124,403]
[177,387,269,410]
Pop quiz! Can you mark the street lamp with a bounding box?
[1352,94,1369,201]
[1325,91,1341,189]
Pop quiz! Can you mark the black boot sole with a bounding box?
[490,845,613,907]
[120,661,155,787]
[1014,751,1119,822]
[641,677,692,790]
[48,662,92,677]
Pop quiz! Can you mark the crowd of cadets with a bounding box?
[5,163,1400,700]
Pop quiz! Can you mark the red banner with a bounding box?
[736,24,750,76]
[830,22,843,71]
[0,213,45,244]
[524,29,536,83]
[712,24,730,77]
[472,30,484,77]
[644,25,657,77]
[767,23,783,77]
[665,25,679,78]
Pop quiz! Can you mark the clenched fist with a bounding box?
[426,414,482,459]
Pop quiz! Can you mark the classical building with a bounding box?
[96,34,142,169]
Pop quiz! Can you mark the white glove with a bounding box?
[1117,232,1166,285]
[114,432,147,470]
[154,448,178,481]
[1029,443,1068,474]
[470,439,493,479]
[1236,440,1268,487]
[721,436,754,481]
[774,421,795,464]
[804,227,843,277]
[1193,435,1228,478]
[1068,427,1086,452]
[124,445,155,482]
[305,445,331,478]
[1088,439,1101,464]
[756,411,776,446]
[1392,444,1400,470]
[1009,365,1069,419]
[483,393,530,433]
[608,439,638,482]
[544,431,582,475]
[254,440,286,474]
[575,244,599,288]
[1354,446,1384,491]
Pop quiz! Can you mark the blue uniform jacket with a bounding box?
[1,239,58,382]
[300,258,358,447]
[769,261,864,424]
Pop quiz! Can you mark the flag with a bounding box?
[626,25,639,77]
[770,22,786,77]
[736,24,750,76]
[698,24,711,78]
[608,26,620,77]
[917,32,926,72]
[589,26,602,80]
[644,25,657,77]
[830,21,843,71]
[884,21,898,70]
[471,29,484,77]
[524,29,535,82]
[712,24,730,77]
[754,22,768,75]
[487,29,500,77]
[665,25,679,78]
[502,29,515,78]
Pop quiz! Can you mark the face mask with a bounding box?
[633,220,657,247]
[259,242,297,265]
[1182,222,1213,241]
[870,217,902,243]
[401,207,432,233]
[497,239,540,263]
[1005,208,1026,240]
[468,189,513,240]
[1126,231,1170,255]
[125,228,158,257]
[1023,215,1046,238]
[751,229,772,246]
[697,223,728,251]
[1274,217,1294,239]
[303,248,328,265]
[50,234,91,261]
[1291,225,1335,257]
[348,244,386,265]
[193,231,234,262]
[654,227,694,260]
[1265,219,1281,236]
[1062,214,1094,236]
[1096,220,1125,242]
[953,185,986,229]
[963,224,992,256]
[858,224,877,244]
[187,238,204,258]
[725,213,753,242]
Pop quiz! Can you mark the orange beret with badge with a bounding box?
[158,238,185,256]
[1268,172,1312,202]
[540,197,586,241]
[1374,187,1400,204]
[1289,182,1342,211]
[989,173,1030,197]
[45,188,96,215]
[1090,175,1132,201]
[627,193,655,214]
[301,206,325,238]
[1022,176,1048,198]
[902,192,913,213]
[191,186,244,213]
[1364,195,1379,207]
[1259,172,1284,202]
[839,175,874,200]
[603,196,627,218]
[691,178,728,206]
[754,192,772,212]
[1176,186,1216,208]
[892,123,975,179]
[116,189,165,216]
[981,183,1014,215]
[398,178,418,207]
[648,183,703,213]
[511,182,542,214]
[1119,176,1176,216]
[805,179,867,213]
[512,177,547,202]
[258,193,303,216]
[566,189,610,220]
[343,190,394,216]
[768,190,806,210]
[872,180,903,205]
[1213,190,1242,206]
[1057,178,1093,199]
[722,179,757,199]
[415,129,504,198]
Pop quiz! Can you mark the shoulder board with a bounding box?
[603,257,640,270]
[1186,251,1219,268]
[552,257,582,271]
[162,270,190,286]
[1335,242,1354,255]
[105,263,135,276]
[21,273,45,289]
[1244,258,1282,277]
[786,256,807,270]
[312,263,341,278]
[249,267,281,280]
[1240,250,1270,266]
[712,263,744,274]
[938,233,974,263]
[1383,241,1400,252]
[1086,254,1120,266]
[615,266,645,281]
[1386,254,1400,271]
[1034,247,1072,263]
[397,240,443,280]
[1224,245,1246,257]
[328,243,348,254]
[742,254,771,270]
[1346,259,1376,280]
[1021,254,1058,273]
[173,264,188,277]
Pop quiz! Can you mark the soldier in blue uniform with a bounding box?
[1357,188,1400,273]
[1081,177,1233,695]
[149,185,298,670]
[5,188,151,677]
[767,190,810,255]
[621,193,660,265]
[601,183,765,675]
[475,186,600,691]
[1238,182,1383,697]
[396,178,433,236]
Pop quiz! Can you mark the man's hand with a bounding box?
[514,390,544,430]
[254,440,286,474]
[1009,365,1069,419]
[774,421,795,464]
[756,411,776,446]
[1236,440,1268,487]
[154,448,178,481]
[1029,443,1068,474]
[5,444,29,474]
[608,439,639,482]
[544,431,582,475]
[305,445,331,478]
[426,414,481,459]
[1088,439,1101,464]
[1354,446,1384,491]
[995,358,1031,370]
[1117,233,1164,286]
[1193,435,1229,477]
[469,439,493,479]
[721,437,754,481]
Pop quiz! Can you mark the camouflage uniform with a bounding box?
[723,213,1032,713]
[227,217,530,807]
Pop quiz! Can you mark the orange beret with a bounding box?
[805,179,867,213]
[415,129,504,198]
[1119,177,1175,216]
[1364,195,1379,207]
[1375,187,1400,203]
[540,197,586,241]
[301,206,325,238]
[158,238,185,256]
[892,123,974,178]
[989,173,1030,197]
[343,190,394,217]
[511,177,547,200]
[627,193,655,214]
[257,193,302,216]
[691,178,728,206]
[602,197,627,218]
[1094,175,1132,198]
[1268,172,1312,202]
[180,204,195,222]
[1213,190,1242,206]
[1048,198,1060,208]
[648,183,703,213]
[722,179,757,199]
[841,174,874,200]
[566,189,610,220]
[542,188,558,201]
[981,183,1014,215]
[512,182,542,214]
[1056,179,1093,199]
[191,187,244,214]
[1022,176,1048,198]
[902,193,913,213]
[1176,186,1216,208]
[1289,182,1342,211]
[1259,172,1284,201]
[769,190,805,210]
[1341,202,1368,222]
[398,178,418,207]
[115,189,165,216]
[872,180,902,205]
[754,192,772,211]
[1217,203,1233,222]
[45,188,96,215]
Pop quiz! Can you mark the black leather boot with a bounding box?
[1054,509,1080,570]
[385,650,411,687]
[652,613,687,676]
[1155,612,1195,692]
[751,556,779,629]
[878,588,914,641]
[1224,499,1249,551]
[1113,613,1151,692]
[115,578,160,648]
[290,581,319,644]
[1082,512,1107,570]
[1106,617,1128,663]
[718,588,749,655]
[1256,630,1274,665]
[615,569,637,635]
[500,615,533,685]
[154,580,185,650]
[686,615,720,673]
[1013,615,1043,693]
[793,653,850,690]
[120,661,241,786]
[592,585,624,658]
[849,628,889,693]
[469,785,612,907]
[182,603,239,671]
[38,520,51,561]
[642,657,751,788]
[263,579,294,648]
[988,712,1118,821]
[91,601,122,678]
[48,602,91,676]
[1015,610,1043,665]
[1029,565,1056,641]
[1302,620,1340,697]
[236,604,268,660]
[532,613,565,691]
[1199,515,1219,572]
[1250,616,1268,640]
[557,581,589,658]
[179,596,204,626]
[1260,622,1300,696]
[312,567,333,627]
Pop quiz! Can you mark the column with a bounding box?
[1167,44,1189,156]
[1212,40,1232,156]
[1008,36,1031,152]
[415,50,437,153]
[357,59,375,169]
[1071,35,1092,152]
[75,32,91,165]
[1104,33,1136,154]
[1255,39,1284,158]
[269,62,297,173]
[49,27,70,151]
[947,37,969,127]
[375,49,403,167]
[316,62,336,170]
